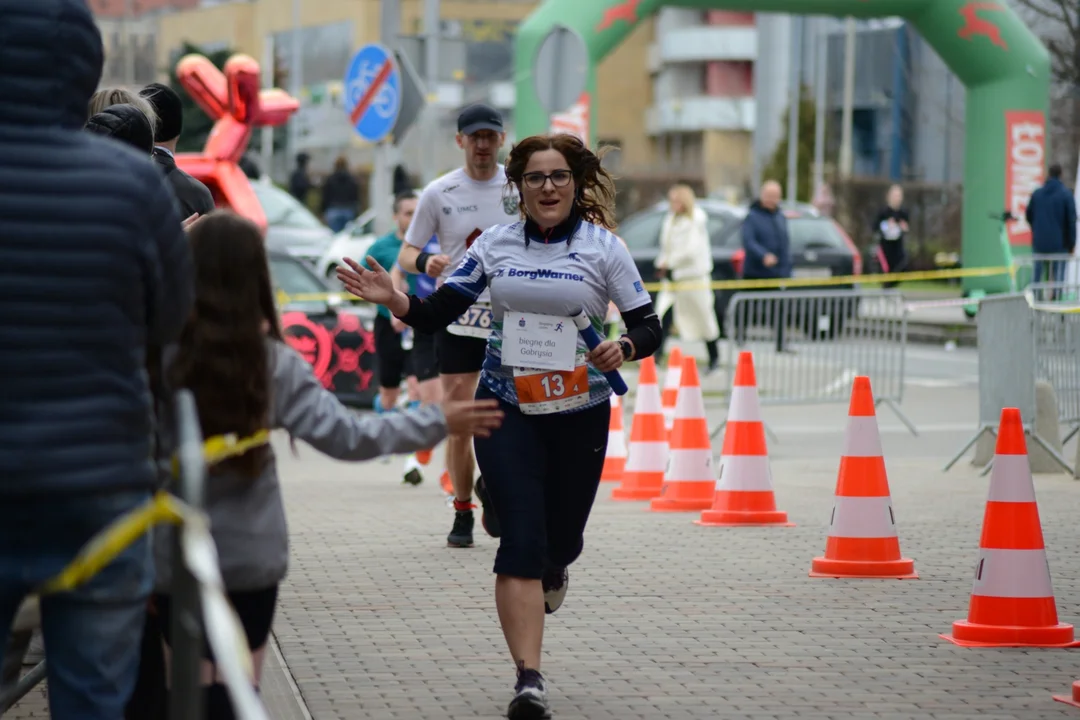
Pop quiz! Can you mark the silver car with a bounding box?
[250,180,336,267]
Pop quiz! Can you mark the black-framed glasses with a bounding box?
[521,170,573,190]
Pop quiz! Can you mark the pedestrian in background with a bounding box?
[321,155,361,233]
[738,179,793,352]
[873,184,910,288]
[0,2,194,716]
[655,184,721,373]
[1026,163,1077,300]
[289,152,312,205]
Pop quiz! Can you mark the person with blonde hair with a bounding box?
[88,87,157,130]
[655,184,721,372]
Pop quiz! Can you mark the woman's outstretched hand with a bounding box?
[337,256,398,307]
[441,399,504,438]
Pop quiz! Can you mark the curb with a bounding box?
[904,321,977,347]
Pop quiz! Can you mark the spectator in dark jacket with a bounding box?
[1025,163,1077,297]
[85,103,155,155]
[289,151,312,204]
[321,155,360,232]
[0,2,194,717]
[139,82,216,218]
[738,180,793,351]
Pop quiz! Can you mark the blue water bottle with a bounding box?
[571,309,629,396]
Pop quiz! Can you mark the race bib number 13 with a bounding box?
[514,365,589,415]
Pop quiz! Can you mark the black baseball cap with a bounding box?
[457,103,504,135]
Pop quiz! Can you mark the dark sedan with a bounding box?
[616,200,863,336]
[268,252,379,408]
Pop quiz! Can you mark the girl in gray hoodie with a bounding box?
[146,210,502,719]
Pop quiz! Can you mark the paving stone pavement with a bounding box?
[269,431,1080,720]
[6,413,1080,720]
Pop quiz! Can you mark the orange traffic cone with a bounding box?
[612,356,668,501]
[696,351,792,527]
[1053,681,1080,709]
[809,376,917,579]
[650,356,716,512]
[661,346,683,439]
[601,394,627,483]
[941,407,1080,648]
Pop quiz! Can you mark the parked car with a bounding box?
[316,188,425,284]
[268,251,379,408]
[252,180,337,268]
[616,200,863,337]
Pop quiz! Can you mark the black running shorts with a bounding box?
[435,328,487,375]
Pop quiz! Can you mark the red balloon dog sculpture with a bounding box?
[174,53,299,229]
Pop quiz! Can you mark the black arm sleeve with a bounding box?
[397,284,475,333]
[621,302,662,360]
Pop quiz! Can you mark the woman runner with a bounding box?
[337,134,662,719]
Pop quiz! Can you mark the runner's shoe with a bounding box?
[507,664,551,720]
[402,454,423,486]
[447,509,474,548]
[542,568,568,615]
[475,475,501,538]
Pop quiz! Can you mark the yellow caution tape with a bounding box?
[40,430,271,596]
[274,266,1013,306]
[38,491,185,595]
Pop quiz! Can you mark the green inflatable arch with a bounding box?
[514,0,1051,292]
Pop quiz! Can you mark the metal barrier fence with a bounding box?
[714,288,916,437]
[1014,253,1080,303]
[0,391,270,720]
[944,294,1076,476]
[1032,302,1080,445]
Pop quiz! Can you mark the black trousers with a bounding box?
[734,284,786,351]
[473,386,610,580]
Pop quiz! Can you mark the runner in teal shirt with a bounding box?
[362,232,403,320]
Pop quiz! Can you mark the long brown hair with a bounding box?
[504,134,618,230]
[168,210,283,478]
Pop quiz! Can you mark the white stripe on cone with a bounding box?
[841,416,884,458]
[828,496,897,538]
[625,441,668,472]
[634,386,663,414]
[971,548,1054,598]
[727,386,762,422]
[607,429,627,459]
[674,381,706,419]
[715,454,775,491]
[987,455,1037,502]
[666,448,714,481]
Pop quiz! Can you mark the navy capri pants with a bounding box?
[473,385,611,580]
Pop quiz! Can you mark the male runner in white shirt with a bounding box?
[397,104,519,548]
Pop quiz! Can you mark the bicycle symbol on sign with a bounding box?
[347,60,398,120]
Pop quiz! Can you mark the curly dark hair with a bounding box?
[167,210,283,478]
[504,134,617,230]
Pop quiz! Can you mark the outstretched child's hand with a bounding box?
[442,399,504,438]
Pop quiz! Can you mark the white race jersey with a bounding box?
[405,165,520,306]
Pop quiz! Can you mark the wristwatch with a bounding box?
[617,338,634,361]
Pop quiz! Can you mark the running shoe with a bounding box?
[507,665,551,720]
[402,454,423,486]
[447,509,474,548]
[475,475,501,538]
[542,567,568,615]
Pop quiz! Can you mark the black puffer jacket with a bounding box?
[0,0,194,497]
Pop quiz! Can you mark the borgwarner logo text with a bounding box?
[505,268,586,282]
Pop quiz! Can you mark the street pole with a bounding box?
[813,19,827,197]
[785,15,802,204]
[421,0,441,185]
[122,0,135,86]
[838,16,856,180]
[260,34,275,182]
[373,0,401,235]
[286,0,303,176]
